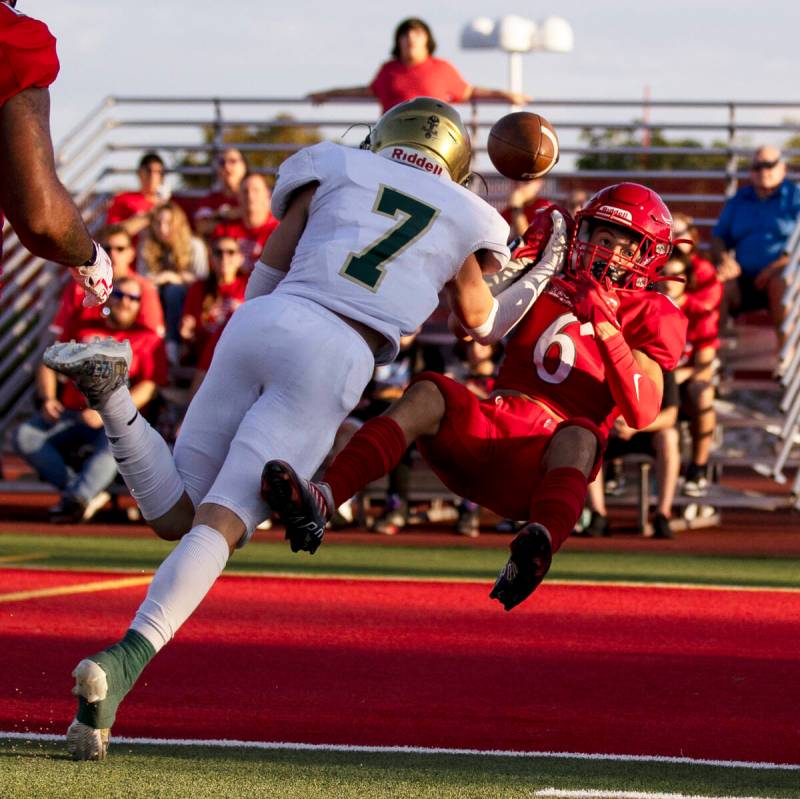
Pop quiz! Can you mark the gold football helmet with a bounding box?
[365,97,472,184]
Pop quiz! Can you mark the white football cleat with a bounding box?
[66,659,111,761]
[66,719,109,761]
[43,338,131,408]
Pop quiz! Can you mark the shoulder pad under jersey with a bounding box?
[618,290,688,371]
[271,141,340,219]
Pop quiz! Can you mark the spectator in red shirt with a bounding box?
[213,173,279,272]
[194,148,248,238]
[308,18,529,112]
[0,1,111,303]
[15,276,167,523]
[106,152,167,238]
[50,225,165,340]
[180,235,247,365]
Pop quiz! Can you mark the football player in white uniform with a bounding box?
[43,97,514,760]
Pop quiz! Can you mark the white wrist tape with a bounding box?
[245,262,286,300]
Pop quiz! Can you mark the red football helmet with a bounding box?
[568,183,673,290]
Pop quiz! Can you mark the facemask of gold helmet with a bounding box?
[363,97,472,185]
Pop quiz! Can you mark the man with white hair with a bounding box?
[711,145,800,346]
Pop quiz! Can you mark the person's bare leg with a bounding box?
[768,272,788,350]
[382,380,446,440]
[654,427,680,518]
[586,473,607,516]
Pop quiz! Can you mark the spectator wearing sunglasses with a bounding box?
[49,225,165,341]
[194,148,248,238]
[180,235,247,366]
[711,145,800,347]
[16,277,167,524]
[106,152,168,239]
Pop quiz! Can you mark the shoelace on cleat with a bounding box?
[308,481,330,518]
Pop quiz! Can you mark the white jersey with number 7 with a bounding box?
[270,141,510,364]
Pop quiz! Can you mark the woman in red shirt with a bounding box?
[308,17,528,112]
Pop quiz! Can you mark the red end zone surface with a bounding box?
[1,569,798,764]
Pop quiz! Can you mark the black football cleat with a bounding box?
[261,460,332,554]
[489,523,553,611]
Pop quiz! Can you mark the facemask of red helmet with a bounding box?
[568,183,673,291]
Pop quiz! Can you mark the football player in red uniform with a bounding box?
[0,1,112,303]
[263,183,688,611]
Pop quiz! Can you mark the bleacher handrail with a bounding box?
[3,93,800,462]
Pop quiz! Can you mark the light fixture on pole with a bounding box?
[461,15,574,103]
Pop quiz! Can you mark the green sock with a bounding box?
[76,629,156,729]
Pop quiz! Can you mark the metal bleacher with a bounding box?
[2,95,800,517]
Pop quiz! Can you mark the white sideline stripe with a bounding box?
[1,732,798,771]
[535,791,781,799]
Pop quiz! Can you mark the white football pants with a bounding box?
[173,294,374,540]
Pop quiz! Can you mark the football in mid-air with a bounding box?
[487,112,559,181]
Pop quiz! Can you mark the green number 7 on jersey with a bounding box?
[340,185,439,291]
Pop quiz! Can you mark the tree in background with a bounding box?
[178,114,322,191]
[576,126,730,172]
[783,130,800,168]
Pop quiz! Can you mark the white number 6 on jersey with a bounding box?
[533,313,580,385]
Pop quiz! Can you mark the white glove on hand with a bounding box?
[536,210,567,275]
[468,211,567,345]
[485,209,567,297]
[71,242,113,307]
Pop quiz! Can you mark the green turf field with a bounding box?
[1,532,799,589]
[2,531,798,798]
[1,739,798,799]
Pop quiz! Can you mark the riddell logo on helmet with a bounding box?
[388,147,444,175]
[596,205,633,225]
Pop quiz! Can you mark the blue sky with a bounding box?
[26,1,798,145]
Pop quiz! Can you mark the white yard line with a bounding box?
[534,791,782,799]
[1,732,798,771]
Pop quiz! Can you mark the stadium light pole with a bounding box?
[461,15,574,106]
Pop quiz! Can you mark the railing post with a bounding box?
[467,100,480,174]
[210,98,224,180]
[725,101,738,197]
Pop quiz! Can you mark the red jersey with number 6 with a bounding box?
[495,278,687,433]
